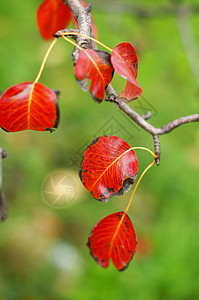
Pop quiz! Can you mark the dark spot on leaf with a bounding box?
[119,251,136,272]
[90,91,103,103]
[122,175,137,193]
[102,186,115,197]
[46,128,55,133]
[116,213,122,219]
[78,136,101,181]
[53,91,60,129]
[0,126,9,133]
[125,221,129,229]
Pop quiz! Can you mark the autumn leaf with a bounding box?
[79,135,138,201]
[37,0,71,40]
[111,42,142,101]
[74,50,114,103]
[88,211,137,271]
[119,81,143,102]
[0,82,60,132]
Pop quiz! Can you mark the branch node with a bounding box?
[105,94,117,103]
[142,111,152,120]
[85,3,92,13]
[53,28,79,40]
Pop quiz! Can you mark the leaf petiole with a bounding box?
[124,159,156,214]
[132,146,157,159]
[58,31,113,53]
[61,35,82,50]
[34,38,58,84]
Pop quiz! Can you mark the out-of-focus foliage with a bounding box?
[0,0,199,299]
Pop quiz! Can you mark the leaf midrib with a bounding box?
[90,147,132,193]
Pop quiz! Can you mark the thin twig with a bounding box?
[142,111,152,121]
[115,98,199,136]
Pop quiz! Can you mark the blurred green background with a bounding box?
[0,0,199,299]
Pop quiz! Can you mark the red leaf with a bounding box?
[74,50,114,103]
[79,135,138,201]
[120,81,143,102]
[111,42,142,101]
[37,0,71,40]
[88,212,137,271]
[0,82,60,132]
[71,1,98,38]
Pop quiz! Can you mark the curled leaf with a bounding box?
[37,0,71,40]
[111,42,142,101]
[74,50,114,103]
[88,211,137,271]
[0,82,60,132]
[79,135,138,201]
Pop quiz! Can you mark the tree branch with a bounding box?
[64,0,199,165]
[63,0,92,62]
[115,96,199,136]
